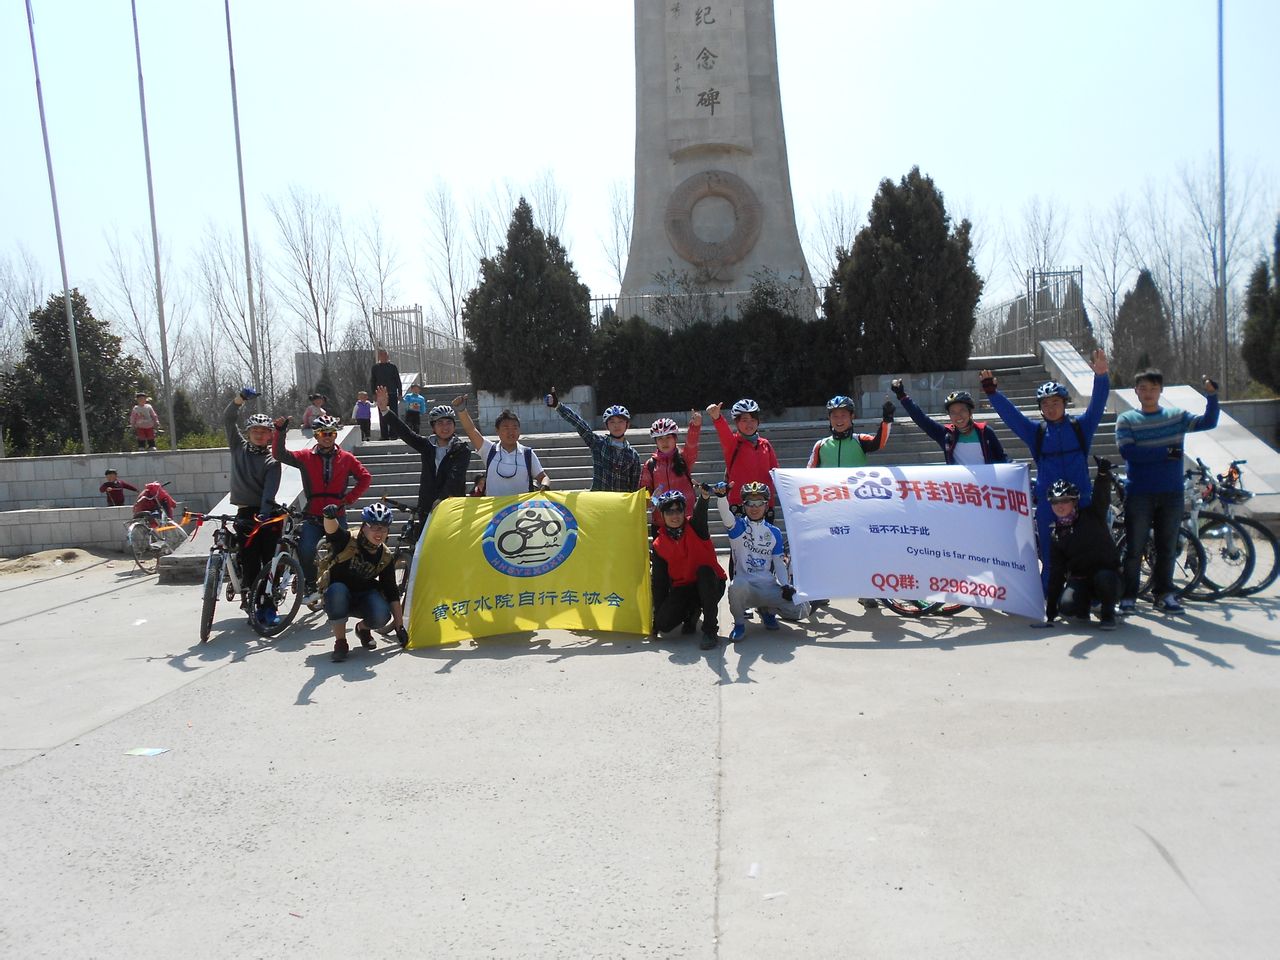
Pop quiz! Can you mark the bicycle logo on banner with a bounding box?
[482,499,579,577]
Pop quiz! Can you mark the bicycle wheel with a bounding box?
[1119,527,1205,600]
[128,522,158,574]
[880,599,941,617]
[248,553,304,639]
[934,603,970,616]
[1187,512,1255,601]
[1230,515,1280,597]
[200,554,225,643]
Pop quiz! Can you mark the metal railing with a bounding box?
[372,305,467,386]
[971,268,1091,357]
[591,283,825,331]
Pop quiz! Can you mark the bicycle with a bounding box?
[245,508,307,639]
[1206,459,1279,597]
[380,495,426,601]
[1110,470,1206,601]
[880,599,969,618]
[123,482,189,574]
[1180,460,1254,601]
[186,513,248,643]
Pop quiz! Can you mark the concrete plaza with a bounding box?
[1,549,1277,959]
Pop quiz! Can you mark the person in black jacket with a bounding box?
[374,385,471,535]
[370,349,402,440]
[1036,459,1122,630]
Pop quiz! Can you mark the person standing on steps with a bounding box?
[370,349,402,441]
[544,386,641,492]
[453,395,550,496]
[889,382,1007,465]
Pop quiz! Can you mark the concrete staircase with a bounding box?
[352,358,1122,548]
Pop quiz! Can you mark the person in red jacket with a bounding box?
[272,414,372,600]
[132,481,178,521]
[100,469,138,506]
[639,412,702,528]
[650,487,726,651]
[707,398,780,513]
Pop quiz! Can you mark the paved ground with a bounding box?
[1,549,1278,959]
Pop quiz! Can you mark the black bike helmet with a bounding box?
[1047,479,1080,502]
[943,390,975,411]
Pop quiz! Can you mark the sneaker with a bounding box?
[1098,614,1117,631]
[1156,593,1184,614]
[355,623,376,650]
[729,622,746,642]
[331,639,349,663]
[699,631,718,651]
[256,607,280,628]
[761,611,780,631]
[1118,599,1137,615]
[303,590,323,607]
[680,616,698,635]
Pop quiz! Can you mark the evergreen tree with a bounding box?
[1242,221,1280,394]
[463,198,593,401]
[171,388,207,440]
[1111,269,1173,382]
[826,167,982,373]
[0,289,144,454]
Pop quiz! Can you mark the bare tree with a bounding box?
[529,169,567,240]
[1081,197,1134,351]
[1005,195,1070,291]
[600,178,633,290]
[100,229,192,396]
[269,185,341,365]
[340,208,399,344]
[803,190,861,286]
[0,246,45,368]
[425,180,473,339]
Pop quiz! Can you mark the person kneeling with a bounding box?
[651,488,726,651]
[319,501,407,662]
[714,481,810,641]
[1040,459,1122,631]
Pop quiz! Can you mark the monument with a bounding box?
[620,0,814,313]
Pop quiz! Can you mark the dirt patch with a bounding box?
[0,548,110,575]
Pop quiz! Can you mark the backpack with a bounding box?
[315,534,394,592]
[1033,418,1087,462]
[485,443,537,492]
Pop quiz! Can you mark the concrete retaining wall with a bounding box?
[0,505,135,559]
[0,448,231,513]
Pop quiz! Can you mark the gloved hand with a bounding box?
[1202,375,1219,393]
[1166,445,1184,461]
[544,387,559,408]
[889,378,906,400]
[395,625,409,648]
[1093,456,1114,476]
[255,512,274,524]
[272,415,291,431]
[240,386,259,400]
[780,584,796,601]
[882,400,896,422]
[322,504,340,520]
[978,369,998,394]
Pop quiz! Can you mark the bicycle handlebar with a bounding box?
[379,495,422,515]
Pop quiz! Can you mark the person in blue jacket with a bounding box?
[979,349,1110,589]
[889,381,1008,466]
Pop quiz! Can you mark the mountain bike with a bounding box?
[1206,459,1279,597]
[187,513,247,643]
[1110,472,1206,600]
[880,599,969,618]
[380,495,426,601]
[1180,461,1254,601]
[123,482,189,573]
[246,509,307,639]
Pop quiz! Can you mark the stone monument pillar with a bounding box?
[621,0,813,308]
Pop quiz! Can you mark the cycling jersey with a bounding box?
[715,496,786,587]
[806,421,890,468]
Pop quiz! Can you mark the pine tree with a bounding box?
[463,198,593,401]
[0,289,145,454]
[1112,269,1173,382]
[826,167,982,373]
[1242,221,1280,394]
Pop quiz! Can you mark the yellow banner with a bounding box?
[405,491,653,647]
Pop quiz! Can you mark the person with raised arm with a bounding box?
[453,393,550,497]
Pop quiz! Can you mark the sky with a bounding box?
[2,0,1277,329]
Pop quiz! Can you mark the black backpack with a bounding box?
[1033,417,1087,461]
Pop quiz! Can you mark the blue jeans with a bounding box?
[324,582,392,627]
[1123,490,1184,599]
[299,514,347,587]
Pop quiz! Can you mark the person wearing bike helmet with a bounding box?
[319,500,406,661]
[980,349,1110,589]
[712,481,810,641]
[453,394,550,497]
[272,412,372,603]
[806,394,895,469]
[225,386,283,622]
[1033,460,1122,630]
[1117,370,1219,614]
[707,398,779,510]
[544,386,641,492]
[650,487,726,651]
[640,412,702,526]
[889,381,1007,465]
[375,385,472,527]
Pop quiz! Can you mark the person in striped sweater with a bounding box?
[1116,369,1219,614]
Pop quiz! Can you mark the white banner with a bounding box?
[773,464,1044,621]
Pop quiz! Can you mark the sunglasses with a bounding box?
[660,503,685,513]
[743,499,769,508]
[315,430,338,437]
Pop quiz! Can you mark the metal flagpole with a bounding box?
[25,0,91,453]
[225,0,260,390]
[1216,0,1229,398]
[131,0,177,449]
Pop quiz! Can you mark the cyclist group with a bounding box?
[214,347,1221,660]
